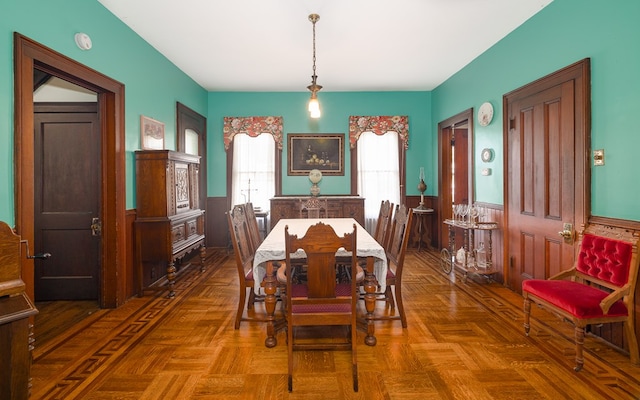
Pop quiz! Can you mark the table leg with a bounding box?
[263,261,278,348]
[363,257,377,346]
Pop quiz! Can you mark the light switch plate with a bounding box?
[593,149,604,166]
[481,168,492,176]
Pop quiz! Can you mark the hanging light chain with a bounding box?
[311,14,318,80]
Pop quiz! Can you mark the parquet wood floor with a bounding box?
[30,249,640,399]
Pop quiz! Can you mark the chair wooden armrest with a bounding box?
[547,268,576,281]
[600,284,630,314]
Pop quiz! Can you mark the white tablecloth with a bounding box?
[252,218,387,291]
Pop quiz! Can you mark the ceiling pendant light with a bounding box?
[307,14,322,119]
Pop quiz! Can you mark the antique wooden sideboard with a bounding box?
[269,196,365,229]
[135,150,206,298]
[0,221,39,399]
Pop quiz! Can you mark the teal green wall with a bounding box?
[2,0,640,225]
[0,0,208,225]
[432,0,640,220]
[208,91,432,197]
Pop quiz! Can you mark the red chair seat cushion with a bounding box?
[290,283,353,313]
[522,279,628,319]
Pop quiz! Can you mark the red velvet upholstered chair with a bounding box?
[281,222,359,392]
[522,224,640,372]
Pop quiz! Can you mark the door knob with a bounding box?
[558,222,573,241]
[91,217,102,236]
[558,229,572,239]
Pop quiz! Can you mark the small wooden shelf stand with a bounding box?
[440,219,499,282]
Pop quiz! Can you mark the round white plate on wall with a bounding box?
[75,32,92,50]
[478,102,494,126]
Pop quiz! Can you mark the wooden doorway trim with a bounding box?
[14,33,126,308]
[437,108,473,249]
[503,59,590,289]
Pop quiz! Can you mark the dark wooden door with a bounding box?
[34,102,101,300]
[506,60,589,292]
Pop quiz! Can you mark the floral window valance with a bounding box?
[223,116,284,150]
[348,115,409,149]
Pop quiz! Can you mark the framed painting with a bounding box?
[140,115,165,150]
[288,133,344,175]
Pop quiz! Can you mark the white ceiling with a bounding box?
[98,0,553,92]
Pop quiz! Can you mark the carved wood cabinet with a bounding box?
[269,196,365,229]
[135,150,205,298]
[0,221,38,399]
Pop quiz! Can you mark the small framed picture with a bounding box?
[140,115,165,150]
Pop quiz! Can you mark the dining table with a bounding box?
[252,218,387,348]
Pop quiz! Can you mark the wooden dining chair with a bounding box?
[373,200,394,249]
[379,204,413,328]
[298,197,328,219]
[281,221,360,392]
[244,202,263,253]
[227,204,264,329]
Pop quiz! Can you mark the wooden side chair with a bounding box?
[280,222,360,392]
[378,204,413,328]
[373,200,394,249]
[298,197,328,219]
[244,202,262,253]
[227,204,263,329]
[522,223,640,372]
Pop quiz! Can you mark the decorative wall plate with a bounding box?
[481,148,494,163]
[478,102,494,127]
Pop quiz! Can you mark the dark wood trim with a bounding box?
[207,196,229,248]
[437,108,473,248]
[589,216,640,231]
[176,103,208,245]
[14,33,126,308]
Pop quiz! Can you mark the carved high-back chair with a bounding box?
[522,223,640,372]
[281,222,359,392]
[380,204,413,328]
[244,202,262,253]
[227,204,263,329]
[373,200,394,250]
[298,197,328,219]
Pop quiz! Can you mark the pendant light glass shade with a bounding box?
[308,92,321,118]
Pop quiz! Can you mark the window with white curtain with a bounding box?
[357,131,401,233]
[231,133,275,211]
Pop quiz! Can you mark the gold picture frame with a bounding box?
[140,115,165,150]
[288,133,344,175]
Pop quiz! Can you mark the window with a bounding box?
[349,115,409,234]
[357,131,401,233]
[224,116,283,211]
[230,133,275,211]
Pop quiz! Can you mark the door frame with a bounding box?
[502,59,591,288]
[437,108,474,249]
[14,33,126,307]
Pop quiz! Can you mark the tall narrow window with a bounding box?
[357,131,401,233]
[224,116,283,212]
[349,115,408,234]
[231,133,275,211]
